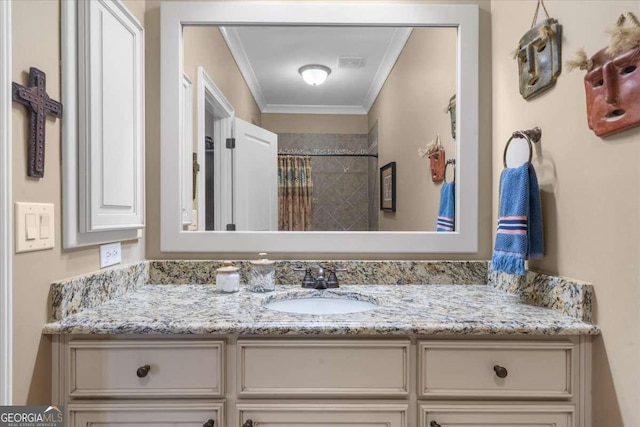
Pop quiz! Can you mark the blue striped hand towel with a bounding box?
[491,163,543,275]
[436,182,455,232]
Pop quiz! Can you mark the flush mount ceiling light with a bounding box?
[298,64,331,86]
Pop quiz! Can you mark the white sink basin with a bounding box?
[264,297,379,315]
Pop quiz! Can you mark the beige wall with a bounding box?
[262,114,368,134]
[369,28,457,231]
[11,0,146,404]
[183,26,262,126]
[13,1,640,424]
[182,26,262,214]
[491,1,640,425]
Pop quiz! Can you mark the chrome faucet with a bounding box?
[294,265,347,289]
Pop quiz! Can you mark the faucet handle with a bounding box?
[294,267,315,288]
[326,266,348,288]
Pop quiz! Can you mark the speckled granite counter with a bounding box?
[43,284,599,336]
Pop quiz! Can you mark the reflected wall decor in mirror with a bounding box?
[161,2,479,253]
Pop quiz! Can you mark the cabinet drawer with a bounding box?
[418,341,573,399]
[68,401,224,427]
[237,339,410,397]
[420,404,573,427]
[239,403,407,427]
[68,340,224,398]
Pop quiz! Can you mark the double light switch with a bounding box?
[15,202,55,253]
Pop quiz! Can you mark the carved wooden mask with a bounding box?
[584,47,640,136]
[517,18,562,100]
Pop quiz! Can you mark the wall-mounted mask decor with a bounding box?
[515,0,562,100]
[418,135,446,183]
[446,94,456,139]
[567,12,640,137]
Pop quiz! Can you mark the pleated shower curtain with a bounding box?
[278,156,313,231]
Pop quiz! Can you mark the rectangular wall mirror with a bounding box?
[161,2,479,253]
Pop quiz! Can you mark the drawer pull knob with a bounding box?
[493,365,508,378]
[203,420,214,427]
[430,421,442,427]
[243,420,253,427]
[136,364,151,378]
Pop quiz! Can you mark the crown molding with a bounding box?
[219,27,267,111]
[262,104,367,115]
[362,27,412,112]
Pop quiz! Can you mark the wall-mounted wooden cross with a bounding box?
[12,67,63,178]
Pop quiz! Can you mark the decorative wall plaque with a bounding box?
[515,0,562,100]
[12,67,63,178]
[446,94,456,139]
[567,12,640,137]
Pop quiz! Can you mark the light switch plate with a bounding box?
[15,202,55,253]
[100,242,122,268]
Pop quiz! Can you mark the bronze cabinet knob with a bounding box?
[203,420,214,427]
[430,421,442,427]
[136,364,151,378]
[242,420,253,427]
[493,365,508,378]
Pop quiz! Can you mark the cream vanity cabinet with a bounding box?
[54,338,226,427]
[53,336,590,427]
[417,340,583,427]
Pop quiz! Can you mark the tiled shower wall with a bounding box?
[278,133,377,231]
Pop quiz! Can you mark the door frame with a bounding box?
[196,66,234,231]
[0,0,13,404]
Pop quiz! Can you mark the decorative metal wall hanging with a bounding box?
[515,0,562,100]
[192,152,200,200]
[567,12,640,137]
[12,67,63,178]
[446,94,456,138]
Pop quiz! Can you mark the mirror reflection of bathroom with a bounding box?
[181,26,457,232]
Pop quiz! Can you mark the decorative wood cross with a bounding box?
[12,67,63,178]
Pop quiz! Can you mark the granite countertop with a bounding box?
[43,284,599,336]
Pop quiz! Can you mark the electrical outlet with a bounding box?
[100,242,122,268]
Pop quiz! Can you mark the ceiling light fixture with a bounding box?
[298,64,331,86]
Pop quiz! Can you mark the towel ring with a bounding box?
[503,127,542,168]
[443,159,456,183]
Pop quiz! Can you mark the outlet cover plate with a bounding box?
[100,242,122,268]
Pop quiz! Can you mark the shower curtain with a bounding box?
[278,156,313,231]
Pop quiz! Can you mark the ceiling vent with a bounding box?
[338,56,365,69]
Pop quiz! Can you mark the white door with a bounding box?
[233,119,278,231]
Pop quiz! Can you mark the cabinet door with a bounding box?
[421,404,573,427]
[78,0,145,233]
[69,402,223,427]
[238,404,407,427]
